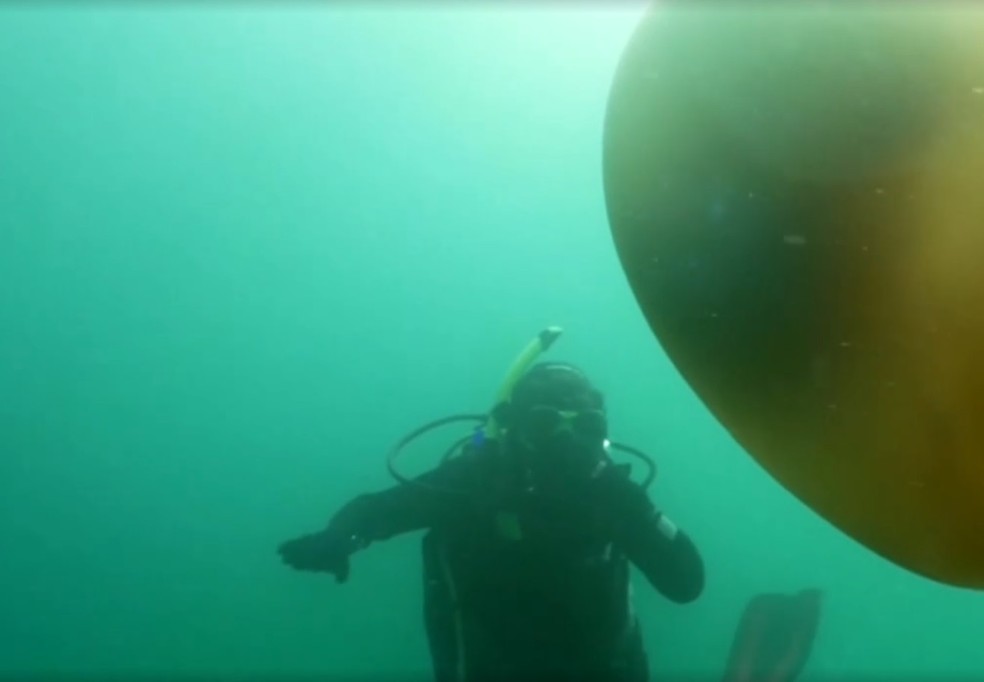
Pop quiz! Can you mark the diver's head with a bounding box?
[505,362,609,483]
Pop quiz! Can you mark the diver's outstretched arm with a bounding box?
[277,453,479,580]
[326,454,476,543]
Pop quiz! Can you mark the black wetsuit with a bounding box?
[326,443,704,682]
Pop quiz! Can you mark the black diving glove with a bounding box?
[590,461,653,523]
[277,528,362,583]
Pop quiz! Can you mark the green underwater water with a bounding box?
[1,4,984,680]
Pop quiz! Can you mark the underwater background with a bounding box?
[2,4,984,680]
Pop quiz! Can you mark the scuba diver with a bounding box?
[277,328,822,682]
[277,327,703,682]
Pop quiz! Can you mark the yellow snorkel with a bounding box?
[482,326,564,442]
[386,326,563,486]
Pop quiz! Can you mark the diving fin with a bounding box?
[722,588,823,682]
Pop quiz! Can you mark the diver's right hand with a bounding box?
[277,530,354,583]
